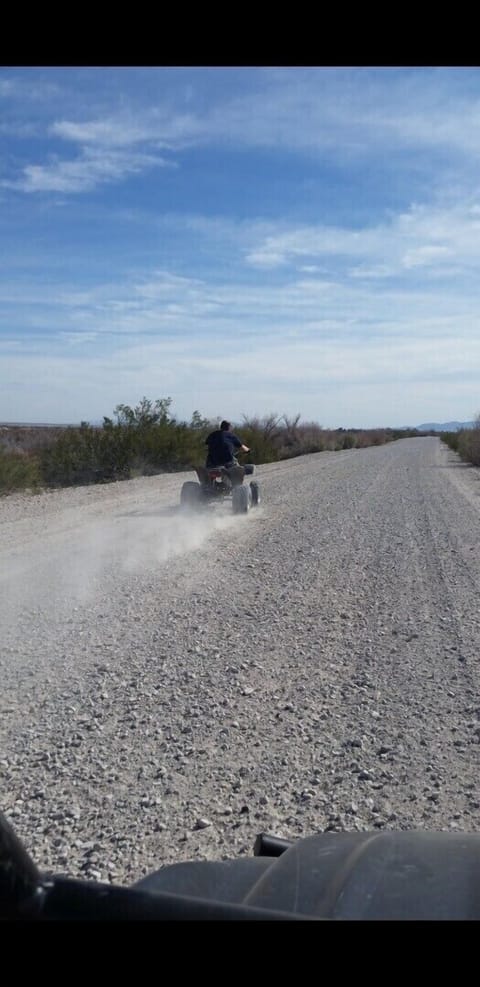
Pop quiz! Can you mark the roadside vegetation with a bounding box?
[441,415,480,467]
[0,398,424,494]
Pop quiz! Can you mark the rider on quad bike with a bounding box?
[180,420,258,513]
[205,420,250,472]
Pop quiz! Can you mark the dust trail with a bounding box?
[0,503,242,635]
[118,505,240,574]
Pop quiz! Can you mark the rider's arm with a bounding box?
[231,434,250,454]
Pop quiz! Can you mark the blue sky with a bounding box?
[1,65,480,428]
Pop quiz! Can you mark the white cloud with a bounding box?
[3,68,480,426]
[139,68,480,162]
[3,148,172,194]
[2,324,480,428]
[51,118,149,147]
[60,332,98,345]
[349,264,394,279]
[50,110,202,150]
[0,76,61,102]
[5,68,480,198]
[3,246,479,348]
[245,199,480,278]
[402,245,452,269]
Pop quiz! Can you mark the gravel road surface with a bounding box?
[2,436,480,885]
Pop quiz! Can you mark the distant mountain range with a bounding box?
[415,421,475,432]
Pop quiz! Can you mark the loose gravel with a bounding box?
[2,436,480,885]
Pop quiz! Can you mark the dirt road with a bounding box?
[2,436,480,884]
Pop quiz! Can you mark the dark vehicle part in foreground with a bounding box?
[180,457,261,514]
[3,811,480,920]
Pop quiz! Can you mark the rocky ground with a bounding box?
[2,436,480,886]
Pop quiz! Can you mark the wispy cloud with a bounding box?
[2,317,479,427]
[51,111,202,150]
[2,68,480,426]
[245,199,480,279]
[2,148,173,194]
[0,75,61,102]
[5,68,480,197]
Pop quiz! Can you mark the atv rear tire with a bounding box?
[250,481,261,506]
[232,485,252,514]
[180,481,204,510]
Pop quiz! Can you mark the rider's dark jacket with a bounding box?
[205,430,242,467]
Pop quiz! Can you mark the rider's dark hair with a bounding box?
[220,420,231,430]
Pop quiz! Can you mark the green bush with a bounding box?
[440,431,460,452]
[0,448,41,494]
[457,426,480,466]
[441,417,480,466]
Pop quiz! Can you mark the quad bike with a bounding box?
[2,809,480,920]
[180,453,261,515]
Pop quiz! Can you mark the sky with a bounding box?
[1,65,479,429]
